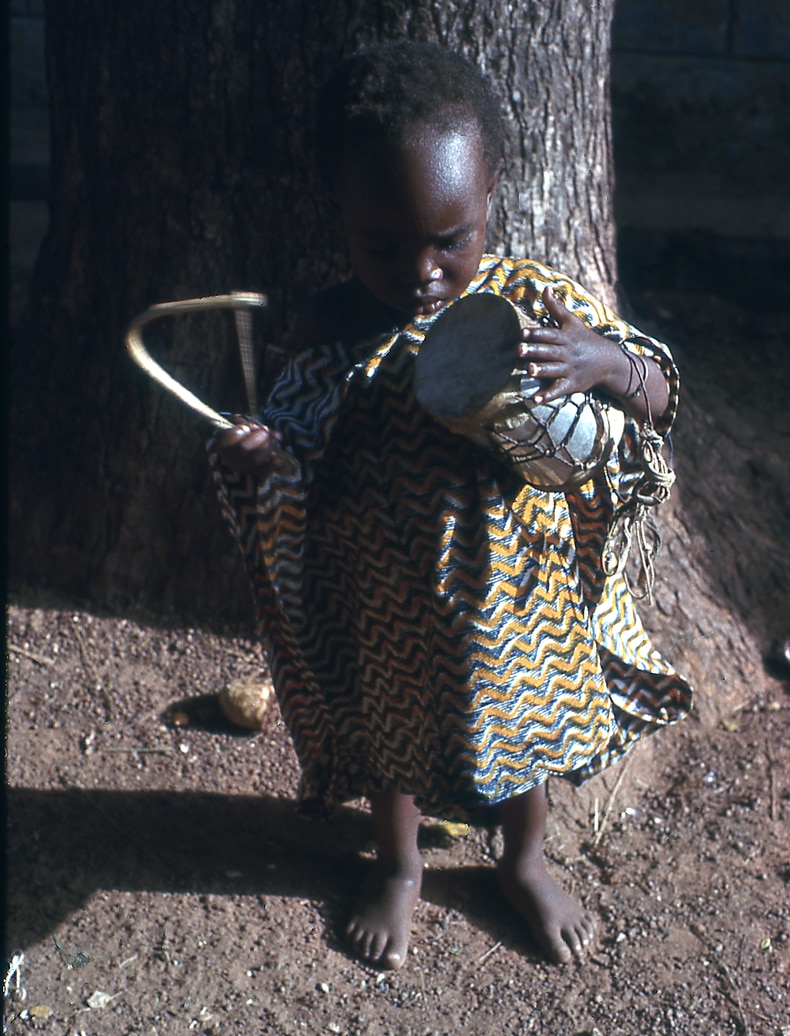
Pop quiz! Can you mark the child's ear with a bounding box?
[485,161,504,217]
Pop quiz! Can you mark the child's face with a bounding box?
[334,128,497,318]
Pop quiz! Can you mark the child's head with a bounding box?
[316,42,505,317]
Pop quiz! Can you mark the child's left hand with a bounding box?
[517,286,669,421]
[517,286,620,405]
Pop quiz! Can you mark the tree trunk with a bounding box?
[10,0,617,616]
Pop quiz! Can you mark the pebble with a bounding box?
[218,678,272,730]
[438,821,470,838]
[86,989,116,1009]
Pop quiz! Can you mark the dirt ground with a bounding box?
[5,290,790,1036]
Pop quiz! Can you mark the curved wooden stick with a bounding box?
[125,292,268,429]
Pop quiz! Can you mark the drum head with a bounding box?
[414,294,523,419]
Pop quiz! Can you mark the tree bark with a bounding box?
[10,0,618,616]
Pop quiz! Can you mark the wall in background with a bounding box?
[611,0,790,302]
[10,0,48,324]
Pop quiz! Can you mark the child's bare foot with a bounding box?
[497,853,595,963]
[345,859,423,969]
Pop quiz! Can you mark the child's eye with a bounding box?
[438,233,473,251]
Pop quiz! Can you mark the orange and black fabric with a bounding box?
[210,255,692,821]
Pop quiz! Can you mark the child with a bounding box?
[211,41,691,969]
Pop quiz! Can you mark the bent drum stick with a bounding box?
[125,292,268,429]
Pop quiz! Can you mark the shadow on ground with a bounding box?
[6,787,540,963]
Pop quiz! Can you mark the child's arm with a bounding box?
[518,286,669,423]
[213,285,347,476]
[216,280,399,477]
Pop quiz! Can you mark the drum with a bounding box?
[414,293,625,490]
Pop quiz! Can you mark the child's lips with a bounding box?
[410,297,447,316]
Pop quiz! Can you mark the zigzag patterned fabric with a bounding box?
[210,255,692,822]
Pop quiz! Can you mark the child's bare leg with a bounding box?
[345,790,423,969]
[497,782,594,963]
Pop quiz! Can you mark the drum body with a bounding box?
[414,294,625,490]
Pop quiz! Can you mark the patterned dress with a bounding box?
[211,255,692,822]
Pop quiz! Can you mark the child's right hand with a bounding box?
[214,416,285,475]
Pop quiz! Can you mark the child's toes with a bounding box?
[564,928,584,959]
[561,916,595,960]
[345,920,367,957]
[575,912,596,952]
[369,931,390,964]
[545,928,574,964]
[580,911,596,946]
[381,936,408,970]
[344,919,359,944]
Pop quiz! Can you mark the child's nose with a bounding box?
[399,248,442,286]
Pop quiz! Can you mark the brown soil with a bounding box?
[5,292,790,1036]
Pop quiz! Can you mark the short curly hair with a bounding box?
[316,41,505,188]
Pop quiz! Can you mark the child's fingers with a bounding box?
[520,287,578,342]
[215,423,260,448]
[519,327,559,347]
[230,412,266,428]
[523,360,567,381]
[518,339,564,358]
[214,424,248,449]
[215,430,285,475]
[215,423,281,456]
[238,427,278,450]
[531,376,574,405]
[520,320,578,347]
[542,284,571,319]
